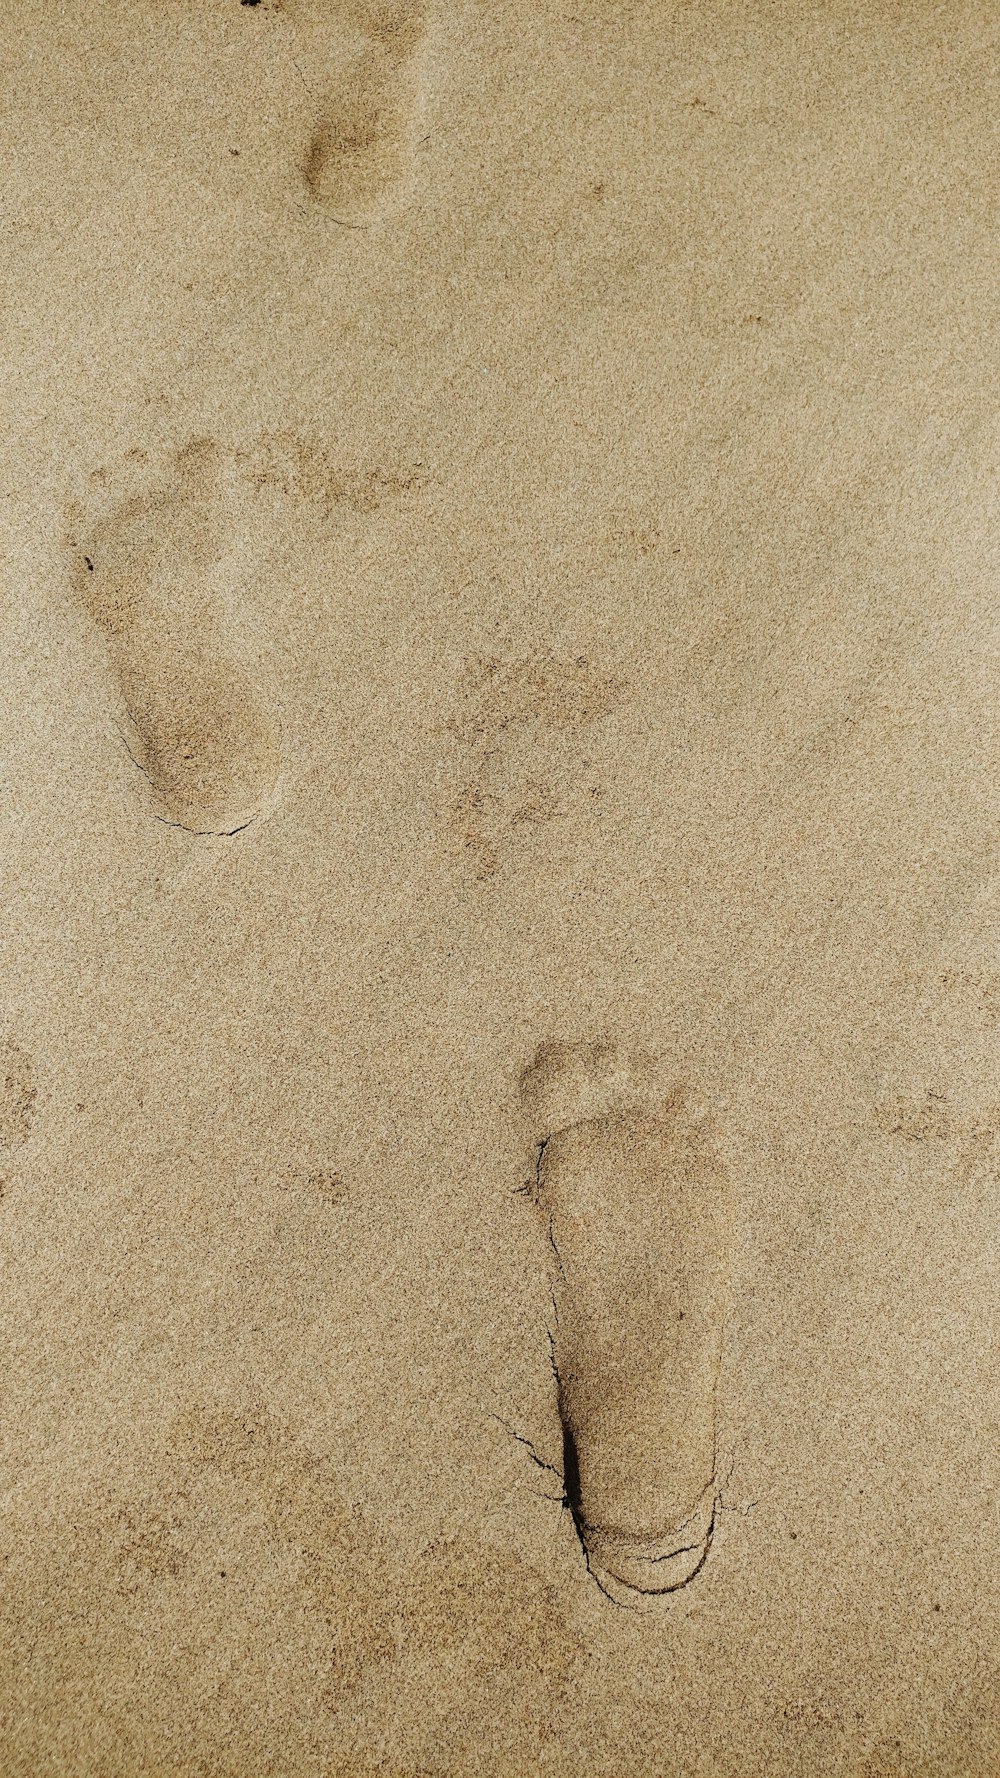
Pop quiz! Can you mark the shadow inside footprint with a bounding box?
[0,1038,38,1152]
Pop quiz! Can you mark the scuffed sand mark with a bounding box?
[444,653,623,880]
[0,1039,38,1151]
[236,430,431,516]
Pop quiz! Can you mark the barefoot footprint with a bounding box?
[519,1040,734,1605]
[288,0,432,223]
[68,441,280,836]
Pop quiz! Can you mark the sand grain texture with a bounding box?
[1,0,998,1772]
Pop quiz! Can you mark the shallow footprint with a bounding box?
[69,442,280,836]
[519,1039,734,1605]
[295,1,431,224]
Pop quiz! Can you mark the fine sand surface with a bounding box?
[1,2,998,1773]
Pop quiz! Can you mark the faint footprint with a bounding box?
[293,1,432,224]
[179,1399,397,1693]
[446,653,623,879]
[0,1039,38,1151]
[67,441,280,836]
[519,1039,734,1605]
[397,1536,587,1727]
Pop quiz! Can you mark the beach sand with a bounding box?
[1,1,997,1771]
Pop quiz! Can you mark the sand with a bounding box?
[1,0,998,1772]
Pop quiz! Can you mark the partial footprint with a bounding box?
[292,0,432,224]
[115,642,279,839]
[519,1039,734,1605]
[0,1038,38,1151]
[446,653,623,879]
[67,441,280,836]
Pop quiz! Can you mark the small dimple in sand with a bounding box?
[519,1039,735,1605]
[68,441,280,837]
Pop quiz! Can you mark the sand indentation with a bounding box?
[67,442,280,836]
[519,1040,733,1604]
[235,428,430,515]
[0,1039,38,1151]
[298,2,431,224]
[125,1400,394,1695]
[446,654,623,879]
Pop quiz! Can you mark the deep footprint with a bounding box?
[520,1040,734,1605]
[69,442,280,836]
[294,1,431,223]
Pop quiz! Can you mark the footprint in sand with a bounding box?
[288,0,432,224]
[67,441,280,837]
[519,1039,734,1605]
